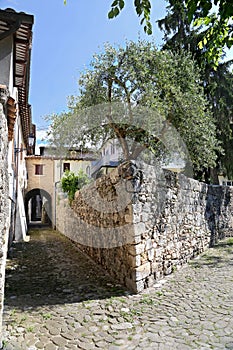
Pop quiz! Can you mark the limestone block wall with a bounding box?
[131,165,233,291]
[56,161,233,293]
[56,162,136,288]
[0,89,10,346]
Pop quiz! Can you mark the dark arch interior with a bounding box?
[25,189,52,227]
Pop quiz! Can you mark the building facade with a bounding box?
[26,149,95,228]
[0,8,34,346]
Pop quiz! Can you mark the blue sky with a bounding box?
[1,0,233,138]
[1,0,167,132]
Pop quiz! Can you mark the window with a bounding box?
[35,164,44,175]
[63,162,70,172]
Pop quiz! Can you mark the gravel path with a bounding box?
[2,228,233,350]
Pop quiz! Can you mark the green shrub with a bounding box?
[61,169,90,203]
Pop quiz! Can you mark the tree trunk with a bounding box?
[209,167,220,185]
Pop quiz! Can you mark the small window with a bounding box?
[63,163,70,172]
[35,164,44,175]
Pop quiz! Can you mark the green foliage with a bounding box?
[106,0,233,67]
[186,0,233,65]
[79,41,221,174]
[47,40,221,178]
[63,1,233,66]
[108,0,152,34]
[158,0,233,180]
[61,169,90,202]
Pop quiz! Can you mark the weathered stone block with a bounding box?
[154,248,163,258]
[134,222,146,236]
[127,253,141,267]
[56,160,233,295]
[125,214,132,223]
[145,238,153,250]
[147,248,154,261]
[133,262,151,282]
[125,277,143,293]
[145,275,155,288]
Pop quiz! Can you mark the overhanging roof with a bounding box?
[0,8,34,146]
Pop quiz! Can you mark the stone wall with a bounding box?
[56,161,233,293]
[130,164,233,291]
[56,162,136,288]
[0,87,10,347]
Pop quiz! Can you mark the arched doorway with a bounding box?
[25,189,52,226]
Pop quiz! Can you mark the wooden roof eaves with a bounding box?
[0,9,34,149]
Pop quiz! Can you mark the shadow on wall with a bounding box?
[204,184,232,247]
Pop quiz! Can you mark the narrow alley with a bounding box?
[3,229,233,350]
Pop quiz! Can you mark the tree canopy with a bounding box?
[107,0,233,66]
[47,40,221,177]
[158,0,233,181]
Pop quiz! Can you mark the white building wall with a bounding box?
[0,88,10,349]
[14,106,29,241]
[54,159,92,183]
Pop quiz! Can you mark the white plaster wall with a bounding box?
[0,36,14,90]
[54,159,93,182]
[0,97,10,348]
[14,114,29,241]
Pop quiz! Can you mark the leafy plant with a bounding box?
[26,326,34,333]
[41,313,52,320]
[139,295,155,305]
[47,40,221,179]
[107,0,233,67]
[158,0,233,182]
[61,169,90,203]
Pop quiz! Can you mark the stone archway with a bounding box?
[25,189,52,226]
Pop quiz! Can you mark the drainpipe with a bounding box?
[54,181,60,230]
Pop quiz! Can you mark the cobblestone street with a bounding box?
[2,229,233,350]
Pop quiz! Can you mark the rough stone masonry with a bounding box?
[56,161,233,293]
[0,86,10,348]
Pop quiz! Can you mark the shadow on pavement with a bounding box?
[190,237,233,269]
[4,229,129,310]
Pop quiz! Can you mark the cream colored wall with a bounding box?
[26,157,54,196]
[70,160,92,176]
[26,157,55,225]
[26,157,93,227]
[54,159,92,182]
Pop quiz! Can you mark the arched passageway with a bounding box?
[25,189,52,226]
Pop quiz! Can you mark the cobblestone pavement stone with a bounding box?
[2,229,233,350]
